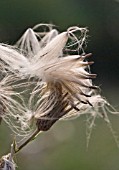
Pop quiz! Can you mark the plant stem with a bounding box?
[15,129,40,154]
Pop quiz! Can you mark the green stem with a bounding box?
[15,129,40,154]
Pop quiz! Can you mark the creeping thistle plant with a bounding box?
[0,23,118,169]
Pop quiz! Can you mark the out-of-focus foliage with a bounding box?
[0,0,119,170]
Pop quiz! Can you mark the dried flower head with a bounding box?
[14,24,110,133]
[0,154,16,170]
[0,23,117,140]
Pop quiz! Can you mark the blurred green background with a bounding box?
[0,0,119,169]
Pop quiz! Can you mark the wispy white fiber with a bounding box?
[0,44,30,75]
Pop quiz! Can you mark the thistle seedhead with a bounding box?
[0,23,117,138]
[0,154,16,170]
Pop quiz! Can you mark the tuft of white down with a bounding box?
[0,44,30,75]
